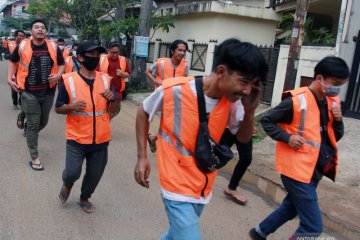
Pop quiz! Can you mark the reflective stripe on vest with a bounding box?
[101,74,109,90]
[100,55,105,71]
[67,75,108,117]
[297,93,321,149]
[160,59,165,80]
[19,41,28,68]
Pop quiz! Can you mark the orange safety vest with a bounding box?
[3,40,8,49]
[156,58,188,81]
[63,71,111,144]
[99,54,127,92]
[16,39,59,90]
[64,56,74,73]
[276,87,339,183]
[158,77,231,198]
[62,48,70,59]
[8,41,17,54]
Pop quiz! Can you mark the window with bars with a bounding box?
[147,42,155,63]
[158,42,171,58]
[191,43,208,72]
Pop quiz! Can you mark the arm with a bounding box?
[331,104,344,141]
[145,63,162,87]
[134,104,151,188]
[49,47,66,84]
[55,83,86,115]
[7,61,19,91]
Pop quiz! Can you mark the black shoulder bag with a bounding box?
[194,76,234,173]
[316,100,337,181]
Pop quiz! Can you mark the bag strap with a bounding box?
[195,76,208,123]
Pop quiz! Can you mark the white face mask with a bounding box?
[58,45,64,50]
[72,50,77,57]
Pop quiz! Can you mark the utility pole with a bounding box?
[283,0,310,92]
[131,0,152,89]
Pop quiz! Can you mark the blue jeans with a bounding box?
[161,197,205,240]
[256,175,322,238]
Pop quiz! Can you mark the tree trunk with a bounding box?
[130,0,152,89]
[114,1,126,42]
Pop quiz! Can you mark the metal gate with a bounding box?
[344,30,360,119]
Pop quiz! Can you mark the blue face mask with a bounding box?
[321,80,341,97]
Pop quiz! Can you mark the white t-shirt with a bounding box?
[143,80,244,204]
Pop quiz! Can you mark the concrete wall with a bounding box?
[339,0,360,101]
[271,45,336,106]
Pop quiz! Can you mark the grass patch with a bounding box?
[253,120,267,144]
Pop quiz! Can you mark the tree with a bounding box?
[130,0,152,89]
[276,13,336,46]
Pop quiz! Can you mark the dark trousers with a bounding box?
[62,142,108,201]
[12,89,21,106]
[220,128,253,190]
[257,175,322,237]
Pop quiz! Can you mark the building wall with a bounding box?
[151,13,276,45]
[271,45,336,106]
[339,0,360,101]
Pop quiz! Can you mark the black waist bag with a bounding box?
[318,143,337,181]
[194,77,233,173]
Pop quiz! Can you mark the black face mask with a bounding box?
[81,55,100,71]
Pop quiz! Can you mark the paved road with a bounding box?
[0,61,341,240]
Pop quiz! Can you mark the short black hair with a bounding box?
[169,39,188,57]
[57,38,65,43]
[72,42,79,49]
[14,30,25,37]
[212,38,268,84]
[109,42,121,50]
[30,19,47,30]
[314,56,350,79]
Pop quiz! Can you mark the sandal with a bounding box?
[17,113,25,129]
[223,190,247,205]
[28,161,44,171]
[77,201,96,213]
[147,134,157,153]
[57,186,71,205]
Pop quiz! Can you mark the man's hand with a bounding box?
[134,158,151,188]
[116,68,122,77]
[288,135,305,150]
[7,79,19,92]
[100,89,115,102]
[241,81,261,112]
[71,100,87,112]
[331,105,342,122]
[48,74,61,84]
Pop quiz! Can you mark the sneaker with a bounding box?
[249,228,266,240]
[12,105,19,110]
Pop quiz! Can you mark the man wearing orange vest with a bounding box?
[249,57,350,240]
[145,39,189,153]
[4,30,26,111]
[57,38,70,59]
[97,42,131,100]
[7,19,65,171]
[135,39,268,239]
[146,39,189,88]
[55,41,120,213]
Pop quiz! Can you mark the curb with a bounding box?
[221,159,360,240]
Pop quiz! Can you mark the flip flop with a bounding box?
[28,161,44,171]
[57,186,70,205]
[77,201,96,213]
[223,190,247,205]
[17,113,25,129]
[147,134,157,153]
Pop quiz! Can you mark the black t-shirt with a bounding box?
[56,71,118,151]
[10,41,65,97]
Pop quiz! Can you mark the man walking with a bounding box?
[5,30,26,110]
[7,19,65,170]
[55,41,120,213]
[98,42,131,100]
[135,39,268,239]
[249,56,350,239]
[57,38,70,59]
[145,39,189,152]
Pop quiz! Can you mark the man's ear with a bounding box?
[315,74,322,82]
[215,65,226,80]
